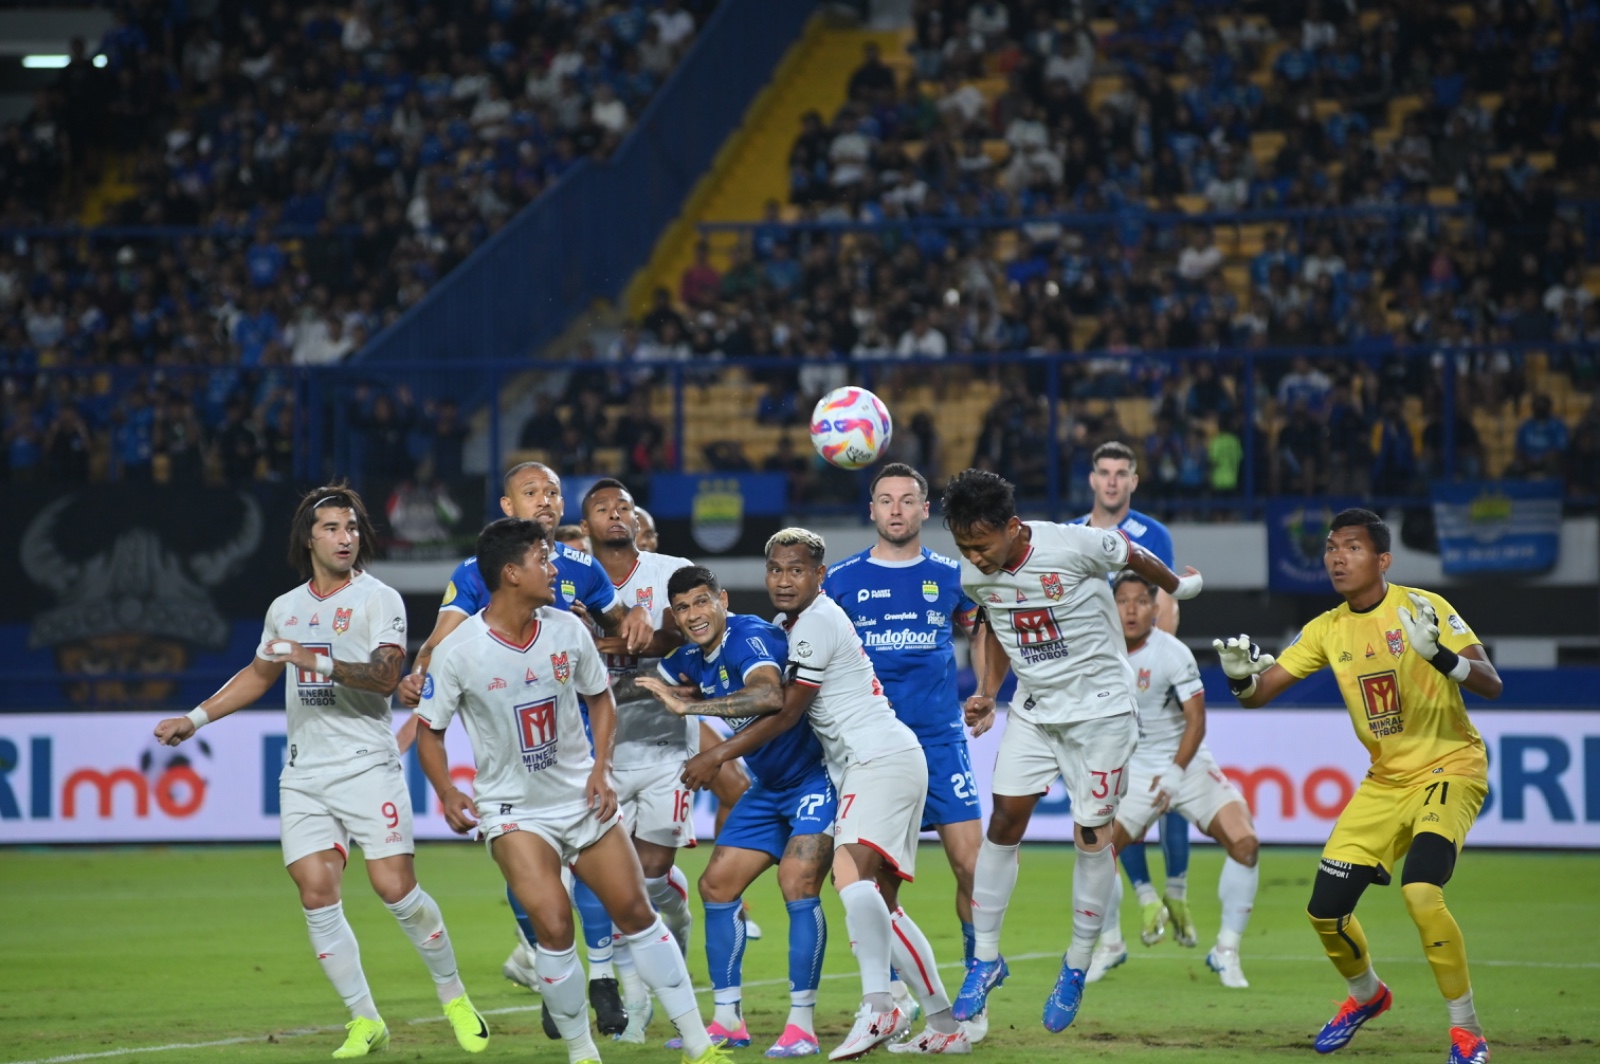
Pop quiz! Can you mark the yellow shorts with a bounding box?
[1321,775,1487,875]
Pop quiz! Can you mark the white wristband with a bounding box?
[1447,655,1471,683]
[1173,572,1204,600]
[313,654,334,678]
[186,707,210,730]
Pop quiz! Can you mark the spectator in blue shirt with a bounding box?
[1515,394,1570,476]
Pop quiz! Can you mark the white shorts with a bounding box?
[991,711,1138,828]
[834,753,928,880]
[480,802,625,866]
[280,758,414,867]
[615,762,695,849]
[1116,746,1245,837]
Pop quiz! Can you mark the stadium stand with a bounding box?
[1,0,1597,518]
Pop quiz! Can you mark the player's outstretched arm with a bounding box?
[154,655,284,746]
[324,645,405,695]
[593,601,655,655]
[1214,633,1298,708]
[1124,544,1204,600]
[680,668,811,791]
[640,667,786,721]
[595,621,683,660]
[416,724,477,834]
[397,609,470,708]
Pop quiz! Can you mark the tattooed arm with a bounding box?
[332,645,407,695]
[637,665,785,720]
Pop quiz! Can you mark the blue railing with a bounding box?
[353,0,817,371]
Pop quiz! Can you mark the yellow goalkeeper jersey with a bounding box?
[1275,581,1487,787]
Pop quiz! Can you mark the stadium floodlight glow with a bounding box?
[22,55,71,69]
[94,54,107,68]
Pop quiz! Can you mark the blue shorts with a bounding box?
[921,741,981,830]
[716,770,836,860]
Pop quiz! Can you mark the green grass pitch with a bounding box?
[1,843,1596,1062]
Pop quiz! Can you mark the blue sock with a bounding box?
[1160,811,1191,879]
[507,883,538,946]
[705,899,746,993]
[786,897,826,994]
[573,878,613,952]
[1119,840,1153,889]
[961,920,976,969]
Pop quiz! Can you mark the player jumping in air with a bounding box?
[415,518,728,1064]
[154,484,489,1059]
[821,462,992,1040]
[1216,508,1498,1064]
[1085,572,1260,989]
[1070,441,1197,948]
[941,469,1202,1033]
[397,461,652,1037]
[638,565,833,1058]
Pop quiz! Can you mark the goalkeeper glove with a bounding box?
[1398,591,1471,682]
[1212,634,1274,699]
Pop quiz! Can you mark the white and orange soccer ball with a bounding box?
[809,386,893,470]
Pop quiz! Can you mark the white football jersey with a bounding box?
[419,608,610,816]
[257,571,407,776]
[779,591,920,776]
[1126,629,1206,757]
[601,550,698,769]
[961,521,1137,724]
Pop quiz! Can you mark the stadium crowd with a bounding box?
[1,0,1597,512]
[1,0,710,483]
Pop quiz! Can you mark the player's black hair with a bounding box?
[1111,570,1158,599]
[502,460,557,492]
[667,564,722,600]
[869,462,929,499]
[1329,507,1391,554]
[581,477,631,512]
[1092,440,1138,472]
[940,469,1016,534]
[476,518,549,592]
[288,481,376,578]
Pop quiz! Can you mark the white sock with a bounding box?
[712,991,742,1030]
[1165,874,1187,902]
[1348,964,1382,1003]
[1099,872,1125,949]
[888,974,910,1002]
[971,839,1020,963]
[1216,858,1258,952]
[536,945,600,1064]
[1067,844,1115,971]
[1448,990,1481,1035]
[890,908,957,1032]
[384,885,466,1004]
[614,933,648,1011]
[838,880,893,1005]
[647,868,694,954]
[589,927,615,980]
[305,903,380,1021]
[787,989,816,1034]
[626,917,711,1055]
[1134,880,1160,907]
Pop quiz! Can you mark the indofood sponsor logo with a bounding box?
[862,629,940,650]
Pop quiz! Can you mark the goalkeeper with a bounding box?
[1214,508,1500,1064]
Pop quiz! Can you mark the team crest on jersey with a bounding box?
[921,579,939,602]
[550,652,571,683]
[1040,573,1064,600]
[718,665,729,685]
[1386,629,1405,657]
[525,667,538,685]
[560,578,576,602]
[1137,668,1151,691]
[332,608,352,635]
[637,587,653,612]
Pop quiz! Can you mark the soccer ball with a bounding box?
[809,387,893,470]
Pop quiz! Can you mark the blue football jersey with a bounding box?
[658,613,825,792]
[1069,508,1175,569]
[438,542,620,618]
[822,547,977,747]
